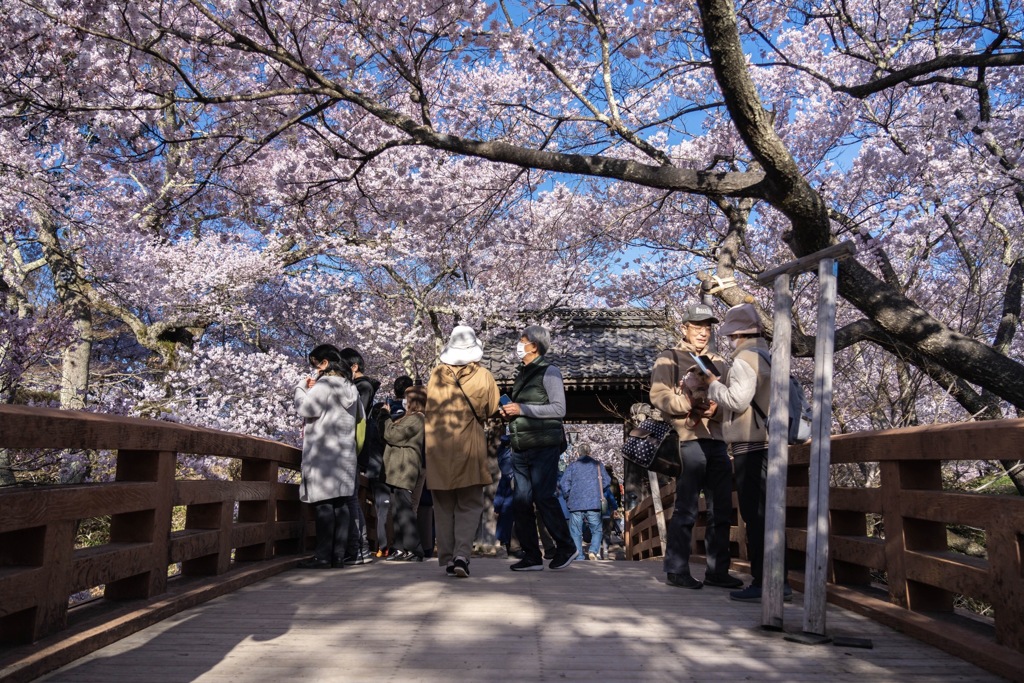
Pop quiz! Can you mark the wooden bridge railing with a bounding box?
[624,417,1024,681]
[0,405,309,650]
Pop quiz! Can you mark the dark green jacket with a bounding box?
[509,357,565,451]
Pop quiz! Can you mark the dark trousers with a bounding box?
[390,486,424,556]
[372,480,391,549]
[346,496,369,556]
[663,438,733,577]
[511,444,574,563]
[734,447,769,585]
[314,495,352,562]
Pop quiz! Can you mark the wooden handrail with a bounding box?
[0,405,308,646]
[624,417,1024,680]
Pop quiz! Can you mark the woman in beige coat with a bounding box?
[424,326,500,578]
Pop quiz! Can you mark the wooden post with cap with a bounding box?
[754,241,855,635]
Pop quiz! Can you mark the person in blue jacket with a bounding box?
[559,444,614,560]
[493,435,516,556]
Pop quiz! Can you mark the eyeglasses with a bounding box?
[685,323,712,332]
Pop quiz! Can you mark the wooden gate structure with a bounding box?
[754,242,856,635]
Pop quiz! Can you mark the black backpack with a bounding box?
[354,378,387,481]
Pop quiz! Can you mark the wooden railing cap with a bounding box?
[0,405,300,466]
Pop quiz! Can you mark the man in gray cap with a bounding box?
[649,303,743,590]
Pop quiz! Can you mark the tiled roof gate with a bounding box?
[480,307,678,422]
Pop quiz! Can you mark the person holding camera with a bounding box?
[649,303,742,590]
[704,303,793,603]
[294,345,361,569]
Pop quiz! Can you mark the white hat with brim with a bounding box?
[718,303,761,336]
[439,325,484,366]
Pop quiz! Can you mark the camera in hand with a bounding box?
[389,399,406,418]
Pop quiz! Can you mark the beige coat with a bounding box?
[424,362,500,491]
[649,341,726,442]
[708,337,771,445]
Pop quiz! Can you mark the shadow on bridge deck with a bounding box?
[37,559,1002,682]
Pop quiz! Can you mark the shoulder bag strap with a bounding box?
[668,348,682,389]
[452,371,484,424]
[746,348,769,428]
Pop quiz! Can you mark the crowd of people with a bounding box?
[293,323,617,578]
[294,303,791,604]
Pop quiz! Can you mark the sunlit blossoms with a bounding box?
[1,0,1021,489]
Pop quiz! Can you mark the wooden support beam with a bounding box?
[762,273,793,630]
[803,258,839,636]
[755,242,857,284]
[648,471,668,557]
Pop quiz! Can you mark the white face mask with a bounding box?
[515,342,528,359]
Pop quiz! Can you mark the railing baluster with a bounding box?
[105,450,176,600]
[236,459,278,562]
[982,522,1024,650]
[30,521,76,642]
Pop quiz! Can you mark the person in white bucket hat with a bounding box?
[424,325,499,578]
[438,325,484,366]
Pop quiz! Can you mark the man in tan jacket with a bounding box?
[706,303,793,603]
[649,303,742,590]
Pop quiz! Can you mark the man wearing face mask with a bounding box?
[501,325,577,572]
[649,303,742,590]
[704,303,793,603]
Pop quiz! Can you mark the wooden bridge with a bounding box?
[1,406,1023,681]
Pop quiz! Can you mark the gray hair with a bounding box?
[521,325,551,356]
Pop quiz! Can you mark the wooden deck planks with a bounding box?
[37,559,1004,682]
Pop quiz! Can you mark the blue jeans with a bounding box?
[512,445,574,563]
[569,510,603,559]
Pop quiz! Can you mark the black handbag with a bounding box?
[621,348,685,478]
[622,418,681,477]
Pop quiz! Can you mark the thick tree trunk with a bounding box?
[60,309,92,411]
[696,0,1024,412]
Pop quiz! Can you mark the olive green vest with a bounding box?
[509,357,565,451]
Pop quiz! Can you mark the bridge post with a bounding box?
[761,273,793,630]
[105,449,176,600]
[756,241,855,634]
[8,521,76,642]
[802,258,839,636]
[235,460,280,561]
[648,471,668,557]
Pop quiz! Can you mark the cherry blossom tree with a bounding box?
[2,0,1022,491]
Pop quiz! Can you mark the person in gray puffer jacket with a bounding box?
[294,345,361,569]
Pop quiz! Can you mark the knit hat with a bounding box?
[718,303,761,336]
[439,325,484,366]
[683,303,719,324]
